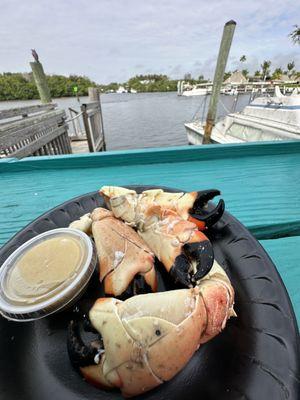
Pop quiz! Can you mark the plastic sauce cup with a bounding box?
[0,228,97,321]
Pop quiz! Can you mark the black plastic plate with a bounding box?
[0,186,299,400]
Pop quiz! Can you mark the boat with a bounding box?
[130,88,137,93]
[185,87,300,144]
[116,86,127,93]
[220,87,238,96]
[177,81,212,96]
[181,86,210,96]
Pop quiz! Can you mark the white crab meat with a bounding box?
[69,213,92,234]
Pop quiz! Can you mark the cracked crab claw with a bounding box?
[68,290,207,397]
[67,261,235,398]
[100,186,224,231]
[137,206,214,286]
[91,207,157,297]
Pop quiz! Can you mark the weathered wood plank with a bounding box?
[0,109,64,135]
[88,88,106,151]
[80,90,105,152]
[63,133,72,153]
[52,138,59,155]
[81,105,94,152]
[57,135,64,153]
[0,110,67,156]
[65,133,72,153]
[88,87,99,102]
[85,108,100,118]
[0,103,56,121]
[6,126,67,158]
[30,61,52,104]
[0,118,66,149]
[81,107,103,152]
[82,101,99,111]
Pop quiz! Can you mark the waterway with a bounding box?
[0,92,251,150]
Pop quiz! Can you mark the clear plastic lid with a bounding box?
[0,228,97,321]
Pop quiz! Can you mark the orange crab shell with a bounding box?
[139,206,210,272]
[91,208,157,296]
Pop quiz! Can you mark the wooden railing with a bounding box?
[68,107,85,138]
[0,104,71,158]
[81,88,106,152]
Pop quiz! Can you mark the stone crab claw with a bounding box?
[67,261,235,398]
[99,186,217,285]
[91,208,157,297]
[99,186,225,231]
[138,206,215,286]
[69,207,157,297]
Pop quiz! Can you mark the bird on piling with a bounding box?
[31,49,39,62]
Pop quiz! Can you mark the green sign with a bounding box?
[73,86,78,93]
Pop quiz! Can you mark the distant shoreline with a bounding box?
[0,72,180,101]
[0,91,178,102]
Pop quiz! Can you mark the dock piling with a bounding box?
[30,53,51,104]
[88,87,106,150]
[203,20,236,144]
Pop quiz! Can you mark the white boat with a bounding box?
[221,87,238,96]
[177,81,212,96]
[130,88,137,93]
[182,87,209,96]
[185,87,300,144]
[116,86,127,93]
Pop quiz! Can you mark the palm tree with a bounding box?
[272,68,283,80]
[287,61,295,77]
[223,71,232,81]
[261,60,271,81]
[289,25,300,45]
[254,70,261,77]
[242,69,249,78]
[240,55,246,63]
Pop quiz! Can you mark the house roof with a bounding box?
[224,71,248,84]
[273,74,300,83]
[278,74,292,82]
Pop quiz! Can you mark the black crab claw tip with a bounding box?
[67,320,98,369]
[169,254,192,287]
[169,240,214,287]
[183,239,214,283]
[190,199,225,228]
[186,240,214,281]
[194,189,221,208]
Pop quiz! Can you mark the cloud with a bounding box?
[0,0,299,82]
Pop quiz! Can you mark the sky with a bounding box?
[1,0,299,83]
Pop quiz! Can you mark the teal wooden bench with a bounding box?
[0,141,299,323]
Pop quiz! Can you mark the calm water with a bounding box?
[0,92,251,150]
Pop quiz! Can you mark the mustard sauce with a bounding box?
[4,235,85,305]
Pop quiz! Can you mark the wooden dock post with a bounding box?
[88,87,106,150]
[203,20,236,144]
[81,87,106,152]
[30,51,51,104]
